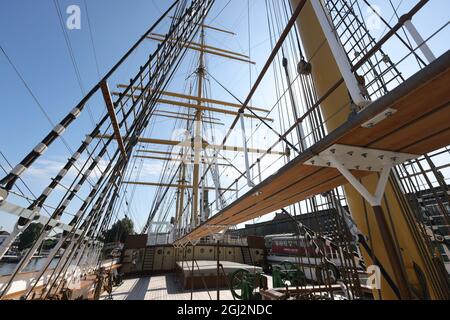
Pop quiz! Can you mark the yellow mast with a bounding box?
[290,0,447,300]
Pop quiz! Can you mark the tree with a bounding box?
[103,217,135,244]
[18,223,43,252]
[42,238,58,250]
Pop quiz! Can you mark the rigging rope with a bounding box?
[83,0,102,80]
[53,0,97,127]
[0,45,98,188]
[1,0,216,298]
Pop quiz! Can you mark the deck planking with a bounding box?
[102,274,236,300]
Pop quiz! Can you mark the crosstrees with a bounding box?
[115,85,270,113]
[113,93,273,121]
[95,135,286,156]
[147,33,256,64]
[149,33,249,58]
[123,181,236,192]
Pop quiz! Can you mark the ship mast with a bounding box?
[191,25,206,229]
[289,0,415,299]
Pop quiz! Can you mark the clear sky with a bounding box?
[0,0,449,233]
[0,0,276,233]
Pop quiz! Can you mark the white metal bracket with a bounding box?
[312,0,370,107]
[305,144,419,206]
[331,159,392,207]
[404,20,436,64]
[361,108,397,128]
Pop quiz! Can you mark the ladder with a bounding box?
[142,247,155,272]
[324,0,402,100]
[241,247,253,266]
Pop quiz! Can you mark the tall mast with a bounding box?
[191,25,206,228]
[175,156,185,232]
[114,21,259,235]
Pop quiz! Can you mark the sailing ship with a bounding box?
[0,0,449,301]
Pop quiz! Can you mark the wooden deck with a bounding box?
[102,274,236,300]
[176,50,450,244]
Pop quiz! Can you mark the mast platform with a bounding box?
[176,50,450,244]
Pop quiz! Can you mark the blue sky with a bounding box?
[0,0,449,233]
[0,0,274,233]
